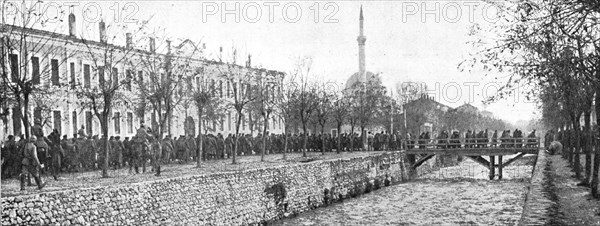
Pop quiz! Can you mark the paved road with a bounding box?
[276,156,535,225]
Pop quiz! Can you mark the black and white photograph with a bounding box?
[1,0,599,225]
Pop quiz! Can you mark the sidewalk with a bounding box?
[548,155,600,225]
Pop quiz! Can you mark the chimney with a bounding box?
[149,37,155,53]
[246,54,251,68]
[166,40,171,54]
[99,20,106,43]
[233,49,237,64]
[126,33,132,48]
[68,13,76,36]
[219,46,223,62]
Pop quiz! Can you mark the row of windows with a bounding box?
[7,53,138,90]
[10,107,284,138]
[8,53,280,101]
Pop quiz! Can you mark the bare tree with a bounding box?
[274,71,297,160]
[217,47,258,164]
[250,69,281,161]
[314,82,334,155]
[76,20,148,178]
[1,1,76,139]
[349,79,387,150]
[331,92,350,153]
[291,57,318,157]
[135,34,203,138]
[190,64,225,167]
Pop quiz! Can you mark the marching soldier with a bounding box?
[20,136,46,191]
[225,134,234,158]
[216,133,225,159]
[161,135,174,164]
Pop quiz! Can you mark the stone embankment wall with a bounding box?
[2,152,454,225]
[518,150,554,225]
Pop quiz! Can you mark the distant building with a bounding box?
[399,94,453,135]
[456,103,478,115]
[480,110,495,119]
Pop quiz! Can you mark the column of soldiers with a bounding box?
[2,125,411,189]
[402,129,537,149]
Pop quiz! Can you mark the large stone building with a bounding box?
[0,14,285,140]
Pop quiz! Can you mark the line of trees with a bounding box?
[464,0,600,198]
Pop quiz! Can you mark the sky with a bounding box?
[11,0,539,125]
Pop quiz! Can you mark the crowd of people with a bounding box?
[1,120,543,192]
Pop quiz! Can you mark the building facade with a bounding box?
[1,14,285,140]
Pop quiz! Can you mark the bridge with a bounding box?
[403,138,542,180]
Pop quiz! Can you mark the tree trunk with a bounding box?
[336,122,342,154]
[22,94,31,139]
[283,130,288,160]
[350,124,355,152]
[321,125,325,155]
[261,115,268,162]
[574,118,582,179]
[302,122,307,157]
[592,92,600,198]
[197,113,203,167]
[101,114,110,178]
[232,112,243,164]
[584,110,592,186]
[361,125,366,151]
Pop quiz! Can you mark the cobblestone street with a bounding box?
[276,155,535,225]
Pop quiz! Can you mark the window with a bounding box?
[53,111,61,134]
[112,67,118,87]
[69,62,75,88]
[125,69,132,90]
[219,81,223,98]
[220,116,224,131]
[83,64,90,88]
[12,108,21,135]
[72,111,77,136]
[196,77,200,90]
[233,82,237,98]
[51,59,59,86]
[242,114,246,130]
[34,107,42,126]
[127,112,133,134]
[31,56,40,84]
[114,112,121,134]
[9,54,18,82]
[228,112,231,131]
[86,111,93,136]
[211,79,215,95]
[138,71,143,86]
[246,84,252,98]
[98,66,105,88]
[227,81,231,98]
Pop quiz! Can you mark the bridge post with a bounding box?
[407,153,417,179]
[489,155,495,180]
[498,156,503,180]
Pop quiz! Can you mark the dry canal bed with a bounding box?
[276,155,535,225]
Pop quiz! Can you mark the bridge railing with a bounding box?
[402,137,541,150]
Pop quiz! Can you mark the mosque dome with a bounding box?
[345,71,381,89]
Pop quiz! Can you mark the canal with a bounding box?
[275,155,536,225]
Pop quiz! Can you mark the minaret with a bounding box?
[357,6,367,83]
